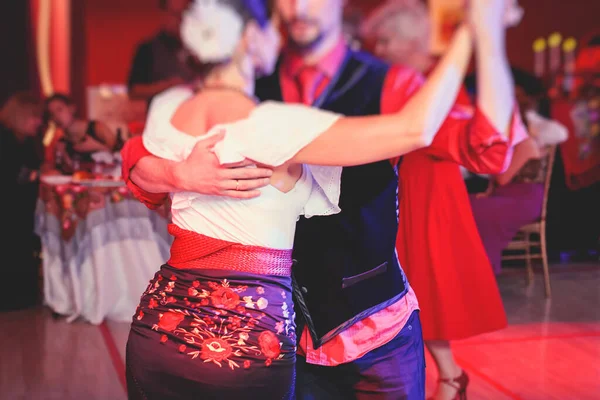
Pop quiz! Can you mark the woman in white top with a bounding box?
[125,0,475,398]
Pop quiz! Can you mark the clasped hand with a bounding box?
[174,130,273,199]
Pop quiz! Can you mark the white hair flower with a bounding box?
[180,0,244,63]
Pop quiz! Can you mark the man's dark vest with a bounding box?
[255,50,408,348]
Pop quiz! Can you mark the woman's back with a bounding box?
[143,87,342,249]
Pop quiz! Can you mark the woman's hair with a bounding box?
[361,0,429,44]
[464,67,550,119]
[43,92,73,123]
[184,0,270,78]
[510,67,550,118]
[45,92,73,106]
[511,67,545,98]
[219,0,270,28]
[0,91,43,133]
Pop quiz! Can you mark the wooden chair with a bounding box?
[501,145,557,298]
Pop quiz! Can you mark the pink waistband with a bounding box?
[167,224,293,276]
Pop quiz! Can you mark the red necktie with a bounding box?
[296,66,323,106]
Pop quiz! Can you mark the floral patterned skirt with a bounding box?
[126,264,297,400]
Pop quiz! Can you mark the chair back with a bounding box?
[540,145,557,221]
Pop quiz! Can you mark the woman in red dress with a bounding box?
[397,127,510,394]
[362,2,525,399]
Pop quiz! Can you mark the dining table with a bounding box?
[35,173,172,324]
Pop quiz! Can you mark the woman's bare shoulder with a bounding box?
[171,91,257,137]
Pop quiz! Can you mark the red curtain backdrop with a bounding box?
[81,0,599,86]
[85,0,162,86]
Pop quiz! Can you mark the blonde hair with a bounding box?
[361,0,430,44]
[0,92,43,134]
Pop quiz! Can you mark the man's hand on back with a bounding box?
[172,131,273,199]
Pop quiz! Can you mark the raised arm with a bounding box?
[472,0,515,138]
[291,25,473,166]
[400,0,526,174]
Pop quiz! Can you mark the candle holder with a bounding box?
[562,37,578,96]
[533,37,546,78]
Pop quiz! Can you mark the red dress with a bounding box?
[395,94,525,341]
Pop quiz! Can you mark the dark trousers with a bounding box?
[0,233,40,312]
[296,310,425,400]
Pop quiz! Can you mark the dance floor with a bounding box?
[1,262,598,400]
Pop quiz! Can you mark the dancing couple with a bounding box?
[122,0,524,399]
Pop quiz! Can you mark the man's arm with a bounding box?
[121,136,171,209]
[472,0,514,139]
[121,135,274,209]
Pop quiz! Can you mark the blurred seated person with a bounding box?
[360,0,433,73]
[45,93,119,172]
[468,68,568,274]
[127,0,194,103]
[0,92,44,310]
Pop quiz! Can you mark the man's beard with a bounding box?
[283,19,325,51]
[287,32,325,51]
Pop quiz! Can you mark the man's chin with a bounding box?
[288,34,323,51]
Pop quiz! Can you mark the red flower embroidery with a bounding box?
[201,299,209,306]
[201,338,233,362]
[179,344,187,353]
[258,331,281,359]
[236,306,246,314]
[192,281,200,288]
[188,287,198,297]
[160,335,168,343]
[228,316,242,329]
[265,358,272,367]
[244,360,251,369]
[158,311,185,332]
[148,298,158,309]
[136,311,144,321]
[210,287,240,309]
[170,275,177,281]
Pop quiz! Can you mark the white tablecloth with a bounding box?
[35,198,172,324]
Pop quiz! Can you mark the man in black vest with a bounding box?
[122,0,524,398]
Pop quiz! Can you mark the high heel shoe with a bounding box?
[427,370,470,400]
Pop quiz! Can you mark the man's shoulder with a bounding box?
[346,50,390,73]
[134,32,166,51]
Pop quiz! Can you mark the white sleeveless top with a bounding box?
[142,87,343,249]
